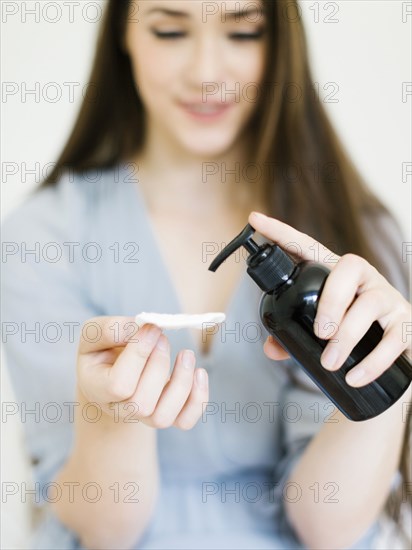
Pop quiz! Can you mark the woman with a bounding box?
[2,1,411,549]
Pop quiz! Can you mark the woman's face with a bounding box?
[125,0,267,158]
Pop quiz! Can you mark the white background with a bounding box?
[1,0,412,239]
[1,2,411,548]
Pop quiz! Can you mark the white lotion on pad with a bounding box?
[134,312,226,330]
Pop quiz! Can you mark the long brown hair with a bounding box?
[37,0,410,540]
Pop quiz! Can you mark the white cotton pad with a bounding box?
[134,311,226,330]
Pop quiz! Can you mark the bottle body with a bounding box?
[259,260,412,421]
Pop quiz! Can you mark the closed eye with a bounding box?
[152,30,185,39]
[229,31,264,40]
[151,30,265,40]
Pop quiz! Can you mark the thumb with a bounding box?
[78,316,141,355]
[248,211,340,266]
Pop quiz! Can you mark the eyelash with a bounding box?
[151,30,264,41]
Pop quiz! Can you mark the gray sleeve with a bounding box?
[266,208,410,547]
[2,175,98,550]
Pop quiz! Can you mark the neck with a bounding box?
[130,127,265,218]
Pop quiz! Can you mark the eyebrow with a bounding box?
[145,6,265,20]
[146,7,188,18]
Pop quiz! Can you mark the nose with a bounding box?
[185,34,224,90]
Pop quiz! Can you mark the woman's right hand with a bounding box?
[76,316,209,429]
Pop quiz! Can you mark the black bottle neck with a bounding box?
[246,244,296,292]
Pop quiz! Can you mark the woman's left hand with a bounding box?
[248,211,412,388]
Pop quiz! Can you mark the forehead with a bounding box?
[137,0,265,18]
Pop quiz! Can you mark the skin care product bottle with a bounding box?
[208,223,412,421]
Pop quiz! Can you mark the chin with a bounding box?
[178,133,239,159]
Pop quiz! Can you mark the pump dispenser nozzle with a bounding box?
[208,223,295,292]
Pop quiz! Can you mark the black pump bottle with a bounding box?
[208,223,412,422]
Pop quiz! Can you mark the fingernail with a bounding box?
[182,349,195,369]
[346,367,366,386]
[145,324,161,345]
[196,368,208,389]
[321,346,339,370]
[155,334,169,352]
[251,211,266,219]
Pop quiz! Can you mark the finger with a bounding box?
[263,335,290,360]
[78,316,140,354]
[320,290,389,371]
[173,368,209,430]
[314,254,381,339]
[82,346,124,368]
[248,211,340,266]
[80,323,162,403]
[148,349,196,428]
[78,346,124,401]
[345,318,411,387]
[130,334,172,417]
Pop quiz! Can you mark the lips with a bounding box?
[179,101,233,120]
